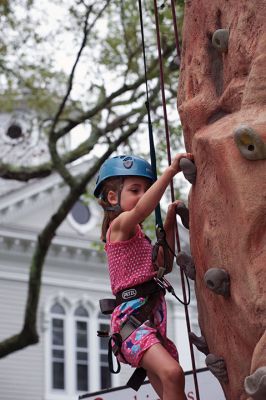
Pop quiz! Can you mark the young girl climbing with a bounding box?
[94,153,193,400]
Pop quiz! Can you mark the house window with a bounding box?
[51,303,66,390]
[67,197,100,235]
[45,298,114,398]
[6,123,23,139]
[75,306,89,392]
[98,313,111,389]
[71,200,91,225]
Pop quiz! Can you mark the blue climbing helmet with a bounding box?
[94,155,155,198]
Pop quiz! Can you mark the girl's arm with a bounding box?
[115,153,193,237]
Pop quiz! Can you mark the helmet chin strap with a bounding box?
[105,204,122,212]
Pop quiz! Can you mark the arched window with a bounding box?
[45,298,114,398]
[51,303,66,390]
[97,312,111,389]
[74,305,90,392]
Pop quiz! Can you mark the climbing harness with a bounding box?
[98,271,190,391]
[98,278,165,390]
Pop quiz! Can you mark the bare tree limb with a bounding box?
[54,42,176,141]
[48,1,111,188]
[0,74,164,181]
[48,6,93,188]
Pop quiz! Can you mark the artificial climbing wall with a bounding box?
[177,1,266,399]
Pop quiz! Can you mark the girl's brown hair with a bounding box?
[98,177,124,242]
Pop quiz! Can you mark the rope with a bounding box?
[170,0,181,61]
[138,0,190,301]
[153,1,201,399]
[138,1,190,308]
[138,0,163,229]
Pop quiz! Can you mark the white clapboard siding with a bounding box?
[0,278,44,400]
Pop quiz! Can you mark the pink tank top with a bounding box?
[105,224,157,295]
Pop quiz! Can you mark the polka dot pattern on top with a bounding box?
[105,224,157,295]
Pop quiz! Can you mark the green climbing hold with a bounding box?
[234,125,266,160]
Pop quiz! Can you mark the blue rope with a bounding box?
[138,0,163,229]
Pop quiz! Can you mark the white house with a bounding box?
[0,108,204,400]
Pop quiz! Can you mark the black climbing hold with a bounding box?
[189,332,209,355]
[244,366,266,400]
[212,29,229,52]
[234,125,266,160]
[180,158,197,184]
[204,268,230,297]
[205,353,229,384]
[176,201,189,229]
[176,251,196,280]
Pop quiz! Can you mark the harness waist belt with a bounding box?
[99,279,164,315]
[116,279,163,304]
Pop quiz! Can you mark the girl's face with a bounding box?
[119,176,151,211]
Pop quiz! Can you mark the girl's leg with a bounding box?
[141,343,186,400]
[147,370,163,399]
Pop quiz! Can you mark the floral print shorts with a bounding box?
[111,292,179,368]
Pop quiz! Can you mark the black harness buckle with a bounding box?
[108,333,122,374]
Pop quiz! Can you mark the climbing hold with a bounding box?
[204,268,230,297]
[234,125,266,160]
[244,366,266,400]
[175,201,189,229]
[173,54,180,67]
[189,332,209,355]
[176,251,196,280]
[180,158,197,184]
[212,29,229,52]
[205,353,229,384]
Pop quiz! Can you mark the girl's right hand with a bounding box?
[171,153,194,174]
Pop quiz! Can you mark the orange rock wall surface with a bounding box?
[178,1,266,399]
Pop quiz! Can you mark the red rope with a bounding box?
[170,0,181,60]
[153,1,201,399]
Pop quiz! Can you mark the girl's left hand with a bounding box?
[167,199,184,213]
[164,200,184,229]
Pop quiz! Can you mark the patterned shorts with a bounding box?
[111,292,179,368]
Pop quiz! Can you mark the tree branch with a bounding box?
[54,42,176,141]
[48,6,93,188]
[0,74,164,181]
